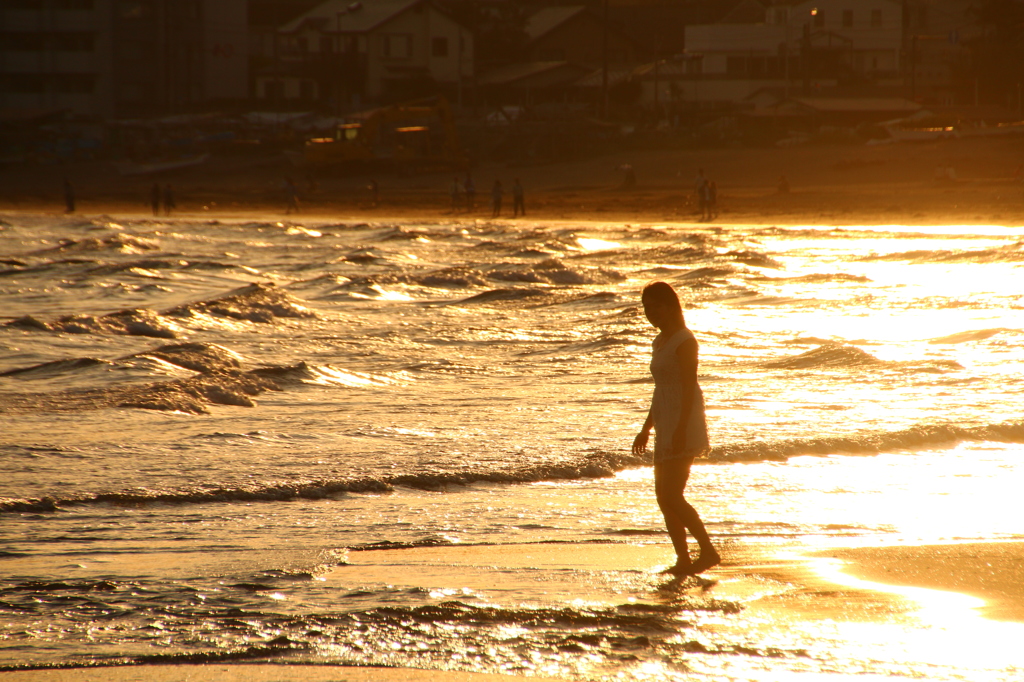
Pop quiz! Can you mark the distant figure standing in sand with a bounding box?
[450,176,463,212]
[632,281,719,576]
[163,184,175,216]
[491,179,503,217]
[464,173,476,210]
[707,181,718,220]
[150,183,161,216]
[63,177,75,213]
[618,164,636,189]
[368,179,379,207]
[697,179,708,220]
[284,177,300,214]
[512,178,525,217]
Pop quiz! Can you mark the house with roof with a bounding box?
[257,0,473,108]
[523,5,636,67]
[682,0,904,107]
[472,5,637,107]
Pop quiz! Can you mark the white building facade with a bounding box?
[683,0,903,105]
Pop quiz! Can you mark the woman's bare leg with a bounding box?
[654,457,719,574]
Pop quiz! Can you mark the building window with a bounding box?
[265,80,284,101]
[320,36,334,53]
[53,73,95,93]
[726,56,746,74]
[54,0,95,9]
[300,80,315,100]
[4,32,46,51]
[382,34,412,59]
[119,83,145,102]
[2,74,45,93]
[842,10,853,27]
[54,32,95,52]
[870,9,882,28]
[432,36,448,58]
[120,1,146,19]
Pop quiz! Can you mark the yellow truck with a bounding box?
[303,96,466,171]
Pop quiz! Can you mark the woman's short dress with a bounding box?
[650,328,710,462]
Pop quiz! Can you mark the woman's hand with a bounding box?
[632,430,650,456]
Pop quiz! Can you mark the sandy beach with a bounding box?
[3,134,1024,226]
[826,542,1024,623]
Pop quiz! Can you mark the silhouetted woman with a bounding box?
[633,281,719,576]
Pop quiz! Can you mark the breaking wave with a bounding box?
[762,344,882,369]
[4,282,317,338]
[761,343,962,372]
[5,420,1022,513]
[0,343,374,415]
[860,242,1024,263]
[708,420,1024,463]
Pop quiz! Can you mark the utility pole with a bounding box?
[601,0,609,118]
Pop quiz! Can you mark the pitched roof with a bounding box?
[477,61,590,88]
[524,5,589,42]
[719,0,767,24]
[280,0,422,34]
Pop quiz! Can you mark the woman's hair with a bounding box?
[641,281,682,315]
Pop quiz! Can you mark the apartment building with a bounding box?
[0,0,247,118]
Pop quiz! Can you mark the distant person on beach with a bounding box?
[163,184,175,216]
[708,181,718,220]
[464,173,476,210]
[63,177,75,213]
[284,177,300,214]
[632,281,719,577]
[150,183,161,216]
[368,179,379,207]
[618,164,636,189]
[450,176,463,212]
[512,178,525,217]
[491,179,503,217]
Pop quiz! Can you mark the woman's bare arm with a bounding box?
[632,405,654,455]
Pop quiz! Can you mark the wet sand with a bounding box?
[3,540,1022,679]
[824,542,1024,623]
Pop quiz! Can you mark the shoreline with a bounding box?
[3,539,1022,680]
[4,202,1023,232]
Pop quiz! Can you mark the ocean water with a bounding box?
[1,213,1023,680]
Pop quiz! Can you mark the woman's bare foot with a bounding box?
[660,562,694,577]
[687,549,721,575]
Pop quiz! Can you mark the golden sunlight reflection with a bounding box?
[575,237,622,251]
[809,555,1024,671]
